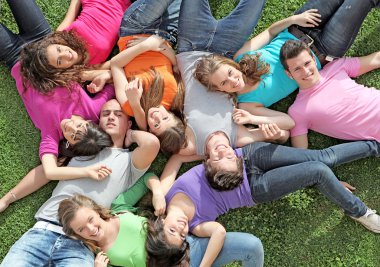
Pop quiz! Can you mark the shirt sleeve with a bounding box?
[111,172,153,213]
[92,84,115,107]
[39,130,60,159]
[288,106,310,137]
[343,57,361,78]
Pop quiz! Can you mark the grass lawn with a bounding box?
[1,0,379,266]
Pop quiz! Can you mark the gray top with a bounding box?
[177,51,237,155]
[35,147,148,223]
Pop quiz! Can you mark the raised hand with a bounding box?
[94,251,110,267]
[125,78,143,107]
[233,108,254,125]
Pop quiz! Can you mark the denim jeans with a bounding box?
[0,228,94,267]
[119,0,181,46]
[177,0,267,58]
[0,0,51,69]
[295,0,380,57]
[243,141,380,217]
[187,232,264,267]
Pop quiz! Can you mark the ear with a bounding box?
[127,120,132,128]
[285,69,293,79]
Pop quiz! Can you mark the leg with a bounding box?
[158,0,182,45]
[0,165,49,213]
[119,0,174,37]
[0,0,51,68]
[177,0,266,57]
[251,161,367,217]
[187,232,264,267]
[297,0,379,57]
[242,140,380,172]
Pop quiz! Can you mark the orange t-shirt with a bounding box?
[118,35,178,116]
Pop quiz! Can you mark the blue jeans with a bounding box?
[177,0,267,58]
[0,0,51,69]
[119,0,181,45]
[187,232,264,267]
[243,141,380,217]
[295,0,380,57]
[1,228,94,267]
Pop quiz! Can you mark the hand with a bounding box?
[125,78,143,107]
[233,108,254,125]
[339,181,356,193]
[94,251,110,267]
[152,191,166,216]
[86,164,112,180]
[124,129,134,148]
[292,9,321,28]
[259,123,283,140]
[87,71,111,93]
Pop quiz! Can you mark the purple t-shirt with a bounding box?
[11,62,115,159]
[165,148,254,231]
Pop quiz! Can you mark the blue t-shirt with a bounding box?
[165,148,254,231]
[235,29,322,107]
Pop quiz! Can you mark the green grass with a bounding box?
[1,0,380,266]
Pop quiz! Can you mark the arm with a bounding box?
[236,123,289,147]
[146,174,166,215]
[160,154,204,195]
[159,44,177,67]
[80,70,112,93]
[56,0,81,31]
[128,130,160,170]
[235,104,295,130]
[41,153,111,181]
[357,51,380,76]
[291,134,309,148]
[192,222,226,267]
[234,9,321,59]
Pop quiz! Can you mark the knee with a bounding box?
[308,161,334,180]
[245,234,264,263]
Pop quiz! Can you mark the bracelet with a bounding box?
[9,191,17,200]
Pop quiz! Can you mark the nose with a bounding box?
[108,111,116,121]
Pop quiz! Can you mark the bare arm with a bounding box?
[41,154,111,181]
[128,130,160,170]
[291,134,309,148]
[160,154,204,195]
[357,51,380,76]
[236,123,289,147]
[192,222,226,267]
[235,104,295,130]
[234,9,321,59]
[146,174,166,216]
[56,0,81,31]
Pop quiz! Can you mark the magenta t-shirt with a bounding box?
[65,0,131,65]
[289,57,380,142]
[11,62,115,159]
[165,148,254,231]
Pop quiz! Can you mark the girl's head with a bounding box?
[20,31,88,94]
[58,195,113,252]
[146,217,190,267]
[59,119,113,158]
[194,53,270,93]
[142,68,187,155]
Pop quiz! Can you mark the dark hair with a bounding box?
[204,157,244,191]
[58,122,113,165]
[280,40,313,70]
[20,30,89,94]
[58,194,113,252]
[146,217,190,267]
[194,53,270,93]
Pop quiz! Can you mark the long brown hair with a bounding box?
[194,53,270,92]
[20,30,89,94]
[58,194,113,252]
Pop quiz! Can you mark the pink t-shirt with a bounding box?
[65,0,131,65]
[11,62,115,159]
[289,57,380,142]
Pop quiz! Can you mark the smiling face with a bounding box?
[69,207,105,242]
[163,211,189,247]
[46,44,81,69]
[147,106,177,135]
[209,64,245,93]
[206,132,238,171]
[60,117,88,145]
[285,50,321,89]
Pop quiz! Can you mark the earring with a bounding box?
[66,141,70,149]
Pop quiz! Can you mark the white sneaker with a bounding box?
[350,209,380,233]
